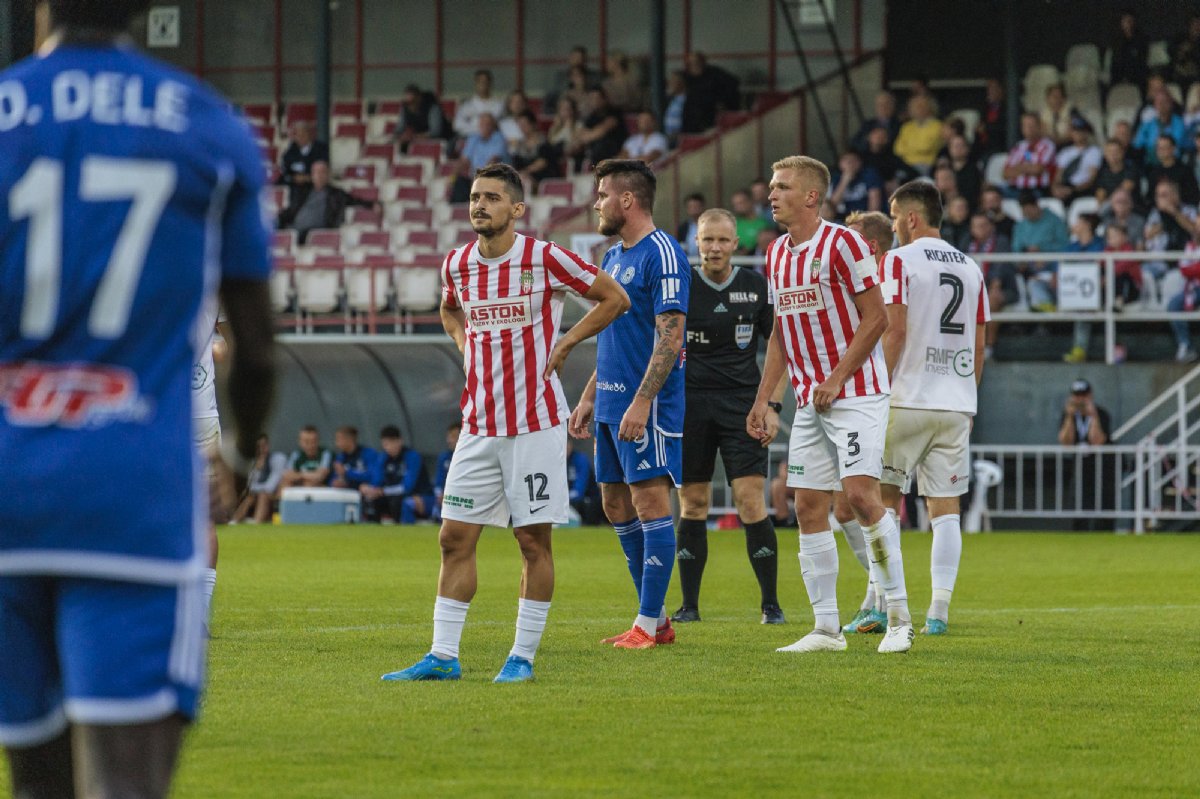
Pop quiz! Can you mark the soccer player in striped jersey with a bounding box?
[747,155,914,654]
[569,159,691,650]
[0,1,276,794]
[382,164,628,683]
[881,180,988,635]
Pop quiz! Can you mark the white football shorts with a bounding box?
[441,424,569,528]
[785,393,888,491]
[882,407,972,497]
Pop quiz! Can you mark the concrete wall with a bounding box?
[219,339,1196,457]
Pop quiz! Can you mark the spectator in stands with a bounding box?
[1104,223,1142,307]
[231,434,287,525]
[1108,10,1148,91]
[1167,233,1200,362]
[1063,213,1106,364]
[976,77,1008,155]
[1185,83,1200,132]
[968,212,1015,356]
[1056,378,1114,531]
[850,90,900,153]
[575,87,626,166]
[862,123,906,191]
[1100,187,1146,247]
[562,64,595,117]
[330,426,377,491]
[1134,90,1189,166]
[1051,116,1103,203]
[980,184,1015,239]
[1013,189,1070,311]
[1136,74,1177,126]
[731,189,773,254]
[1092,137,1139,206]
[449,112,510,203]
[750,179,773,222]
[617,110,668,163]
[682,51,740,133]
[548,96,584,169]
[360,425,432,524]
[277,161,381,244]
[1171,12,1200,87]
[1143,178,1199,284]
[430,422,461,523]
[676,192,705,263]
[547,45,596,108]
[568,442,602,525]
[906,74,940,117]
[893,94,941,175]
[394,83,447,153]
[1002,113,1056,196]
[1039,84,1075,147]
[512,110,561,185]
[452,69,504,140]
[278,120,329,206]
[934,117,967,164]
[829,149,883,218]
[944,134,982,209]
[663,70,687,141]
[754,227,778,261]
[934,163,961,207]
[602,50,644,112]
[1111,119,1134,151]
[498,89,531,149]
[940,196,972,252]
[279,424,333,491]
[1148,135,1200,206]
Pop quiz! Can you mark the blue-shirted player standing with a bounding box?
[0,3,275,797]
[570,159,690,649]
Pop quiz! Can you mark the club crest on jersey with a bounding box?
[735,323,754,349]
[810,256,822,280]
[775,285,826,315]
[519,269,534,295]
[619,265,636,285]
[464,295,533,331]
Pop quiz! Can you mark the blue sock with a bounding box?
[400,497,416,524]
[614,518,644,599]
[638,516,676,620]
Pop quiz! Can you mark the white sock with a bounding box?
[202,568,217,621]
[838,518,875,611]
[634,614,658,635]
[864,513,910,625]
[431,596,470,660]
[798,531,839,633]
[929,514,962,622]
[510,598,550,662]
[658,606,667,627]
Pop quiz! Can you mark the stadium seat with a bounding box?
[374,100,402,117]
[949,109,979,143]
[438,224,474,251]
[295,259,343,314]
[365,116,397,142]
[1039,197,1065,220]
[1000,198,1022,222]
[1022,64,1061,112]
[284,102,317,128]
[304,229,342,254]
[363,143,396,164]
[345,255,393,312]
[389,162,425,183]
[333,99,365,120]
[392,185,428,207]
[270,256,296,313]
[335,122,367,141]
[1106,107,1137,138]
[539,178,573,203]
[1166,82,1183,105]
[271,229,297,256]
[1148,40,1170,68]
[394,266,442,312]
[1065,43,1102,74]
[240,102,275,125]
[1065,65,1102,112]
[354,230,393,253]
[984,152,1008,189]
[399,207,434,226]
[405,230,440,251]
[330,137,362,172]
[408,139,444,163]
[1068,196,1100,227]
[347,206,383,226]
[342,163,377,184]
[395,155,435,183]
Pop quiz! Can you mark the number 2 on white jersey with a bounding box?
[10,156,177,340]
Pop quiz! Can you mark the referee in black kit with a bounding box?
[673,208,789,625]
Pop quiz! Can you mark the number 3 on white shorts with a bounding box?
[10,156,177,340]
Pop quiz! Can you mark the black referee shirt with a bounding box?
[685,266,774,392]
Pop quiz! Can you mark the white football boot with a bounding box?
[776,629,848,653]
[877,623,915,653]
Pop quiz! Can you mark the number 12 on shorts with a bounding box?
[524,473,549,502]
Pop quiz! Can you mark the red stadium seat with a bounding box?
[388,163,424,183]
[394,186,428,206]
[363,143,396,163]
[271,230,297,255]
[374,100,403,117]
[408,139,443,163]
[400,207,433,226]
[447,204,471,223]
[343,163,377,183]
[304,229,342,253]
[405,230,439,250]
[284,102,317,126]
[351,186,380,203]
[335,122,367,141]
[538,179,574,202]
[356,230,393,252]
[348,207,383,226]
[333,100,364,119]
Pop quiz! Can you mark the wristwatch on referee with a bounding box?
[766,401,783,413]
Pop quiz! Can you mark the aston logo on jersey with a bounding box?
[464,296,533,331]
[775,285,826,315]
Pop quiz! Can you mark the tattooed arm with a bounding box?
[618,310,684,442]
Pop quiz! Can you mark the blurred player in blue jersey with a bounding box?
[0,3,275,797]
[569,159,690,649]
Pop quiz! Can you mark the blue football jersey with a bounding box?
[595,229,689,433]
[0,43,270,581]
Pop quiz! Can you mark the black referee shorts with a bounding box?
[682,389,769,485]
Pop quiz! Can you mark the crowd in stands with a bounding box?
[233,422,603,526]
[249,15,1197,363]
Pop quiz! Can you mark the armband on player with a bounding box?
[766,401,783,413]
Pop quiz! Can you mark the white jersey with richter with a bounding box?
[882,236,989,414]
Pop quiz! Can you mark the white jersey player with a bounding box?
[192,302,225,625]
[881,180,989,635]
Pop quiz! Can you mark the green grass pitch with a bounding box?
[4,526,1197,797]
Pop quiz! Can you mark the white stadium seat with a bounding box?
[394,267,441,312]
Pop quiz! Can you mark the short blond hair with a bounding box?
[844,210,893,252]
[770,155,831,199]
[697,207,737,230]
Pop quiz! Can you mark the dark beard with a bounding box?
[472,218,504,238]
[598,214,623,236]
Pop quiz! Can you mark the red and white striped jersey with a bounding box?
[441,234,598,436]
[765,221,889,407]
[884,237,990,414]
[879,251,905,306]
[1003,137,1057,189]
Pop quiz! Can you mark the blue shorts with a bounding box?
[0,575,206,748]
[594,421,682,487]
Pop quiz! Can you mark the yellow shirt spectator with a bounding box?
[894,116,943,170]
